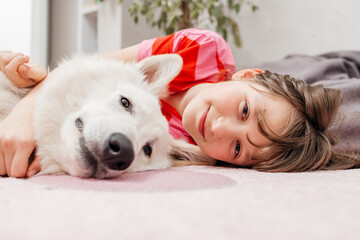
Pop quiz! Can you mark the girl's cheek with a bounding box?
[200,143,228,161]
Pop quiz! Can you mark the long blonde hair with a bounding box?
[251,71,360,172]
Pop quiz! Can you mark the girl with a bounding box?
[1,29,358,178]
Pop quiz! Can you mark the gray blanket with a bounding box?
[257,51,360,153]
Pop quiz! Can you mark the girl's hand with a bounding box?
[0,95,38,177]
[26,155,41,178]
[0,51,47,88]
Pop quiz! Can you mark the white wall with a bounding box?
[120,0,163,49]
[48,0,360,69]
[118,0,360,68]
[231,0,360,68]
[0,0,32,55]
[49,0,163,67]
[50,0,80,67]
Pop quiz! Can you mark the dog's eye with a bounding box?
[120,97,131,109]
[143,144,152,158]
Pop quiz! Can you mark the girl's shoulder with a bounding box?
[138,29,236,94]
[138,29,235,64]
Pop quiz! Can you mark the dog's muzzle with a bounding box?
[80,132,135,175]
[101,132,135,171]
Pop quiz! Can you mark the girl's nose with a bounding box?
[211,116,234,139]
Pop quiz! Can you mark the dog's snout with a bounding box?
[102,133,134,171]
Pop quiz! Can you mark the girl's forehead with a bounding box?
[243,81,293,140]
[261,95,294,134]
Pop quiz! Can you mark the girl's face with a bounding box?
[182,76,293,166]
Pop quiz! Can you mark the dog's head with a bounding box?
[34,54,184,178]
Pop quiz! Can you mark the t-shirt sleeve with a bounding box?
[138,28,236,93]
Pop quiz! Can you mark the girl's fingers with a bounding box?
[21,62,47,83]
[3,147,15,177]
[1,54,31,88]
[0,51,12,57]
[0,52,25,72]
[11,145,34,178]
[0,51,46,88]
[0,152,6,176]
[0,51,15,70]
[26,155,41,178]
[5,55,31,84]
[1,137,35,178]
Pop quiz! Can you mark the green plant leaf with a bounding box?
[235,3,240,13]
[123,0,257,48]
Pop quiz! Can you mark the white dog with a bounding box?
[0,54,213,178]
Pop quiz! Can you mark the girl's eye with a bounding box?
[242,103,249,119]
[235,141,241,158]
[120,97,131,109]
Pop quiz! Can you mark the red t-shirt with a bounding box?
[138,29,236,144]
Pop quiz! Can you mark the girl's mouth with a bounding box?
[198,107,210,140]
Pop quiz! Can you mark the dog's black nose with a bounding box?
[102,133,134,171]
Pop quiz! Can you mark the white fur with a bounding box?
[0,54,194,178]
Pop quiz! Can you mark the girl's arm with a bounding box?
[102,44,139,62]
[0,51,47,177]
[0,80,45,177]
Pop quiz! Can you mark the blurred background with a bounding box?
[1,0,359,70]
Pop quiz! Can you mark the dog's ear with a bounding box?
[169,138,217,167]
[136,54,183,98]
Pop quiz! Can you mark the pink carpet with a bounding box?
[1,165,360,240]
[28,168,236,191]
